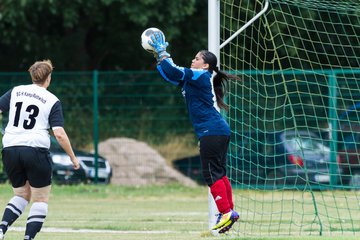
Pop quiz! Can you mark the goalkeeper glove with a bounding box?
[148,32,170,63]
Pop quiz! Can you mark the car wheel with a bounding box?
[265,170,285,190]
[349,172,360,190]
[104,176,111,184]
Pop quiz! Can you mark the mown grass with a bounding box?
[0,183,358,240]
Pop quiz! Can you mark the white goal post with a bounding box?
[207,0,269,231]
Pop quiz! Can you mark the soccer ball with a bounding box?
[141,27,164,52]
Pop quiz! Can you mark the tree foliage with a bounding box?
[0,0,208,71]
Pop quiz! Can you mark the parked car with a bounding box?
[232,130,341,189]
[50,137,112,184]
[0,137,112,185]
[173,130,340,189]
[50,152,87,185]
[337,126,360,188]
[337,103,360,189]
[173,155,205,185]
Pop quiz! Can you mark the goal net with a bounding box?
[220,0,360,236]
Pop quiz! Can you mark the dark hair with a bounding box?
[199,50,240,111]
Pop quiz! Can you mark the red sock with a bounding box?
[222,176,234,210]
[210,179,230,214]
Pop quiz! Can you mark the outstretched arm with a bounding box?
[149,32,194,86]
[157,58,186,86]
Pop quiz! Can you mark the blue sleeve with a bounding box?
[49,101,64,128]
[157,58,187,86]
[0,89,12,113]
[157,58,209,85]
[156,65,182,86]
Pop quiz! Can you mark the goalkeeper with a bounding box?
[149,32,240,233]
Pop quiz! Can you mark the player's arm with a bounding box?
[52,127,80,170]
[156,58,186,86]
[0,89,13,113]
[149,32,193,86]
[49,101,80,170]
[158,58,198,86]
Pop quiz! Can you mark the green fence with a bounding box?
[0,71,194,148]
[0,70,359,188]
[0,71,197,184]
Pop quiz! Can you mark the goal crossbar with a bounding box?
[219,0,269,49]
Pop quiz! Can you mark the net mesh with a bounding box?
[221,0,360,236]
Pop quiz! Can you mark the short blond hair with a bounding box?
[28,60,54,84]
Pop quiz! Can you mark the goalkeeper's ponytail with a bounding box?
[200,50,241,111]
[213,67,230,110]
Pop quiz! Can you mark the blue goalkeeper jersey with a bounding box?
[157,58,230,139]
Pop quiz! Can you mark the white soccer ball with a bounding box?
[141,27,165,52]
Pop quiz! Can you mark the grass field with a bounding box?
[0,183,359,240]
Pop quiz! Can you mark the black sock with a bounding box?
[0,196,28,234]
[24,202,48,240]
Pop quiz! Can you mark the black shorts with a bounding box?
[2,146,53,188]
[199,135,230,186]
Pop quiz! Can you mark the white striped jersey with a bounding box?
[0,84,64,149]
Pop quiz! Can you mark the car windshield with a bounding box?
[285,135,330,153]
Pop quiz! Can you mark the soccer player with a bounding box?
[0,60,80,240]
[148,32,239,233]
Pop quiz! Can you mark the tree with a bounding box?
[0,0,208,71]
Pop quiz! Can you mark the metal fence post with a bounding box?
[328,73,338,187]
[93,70,99,183]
